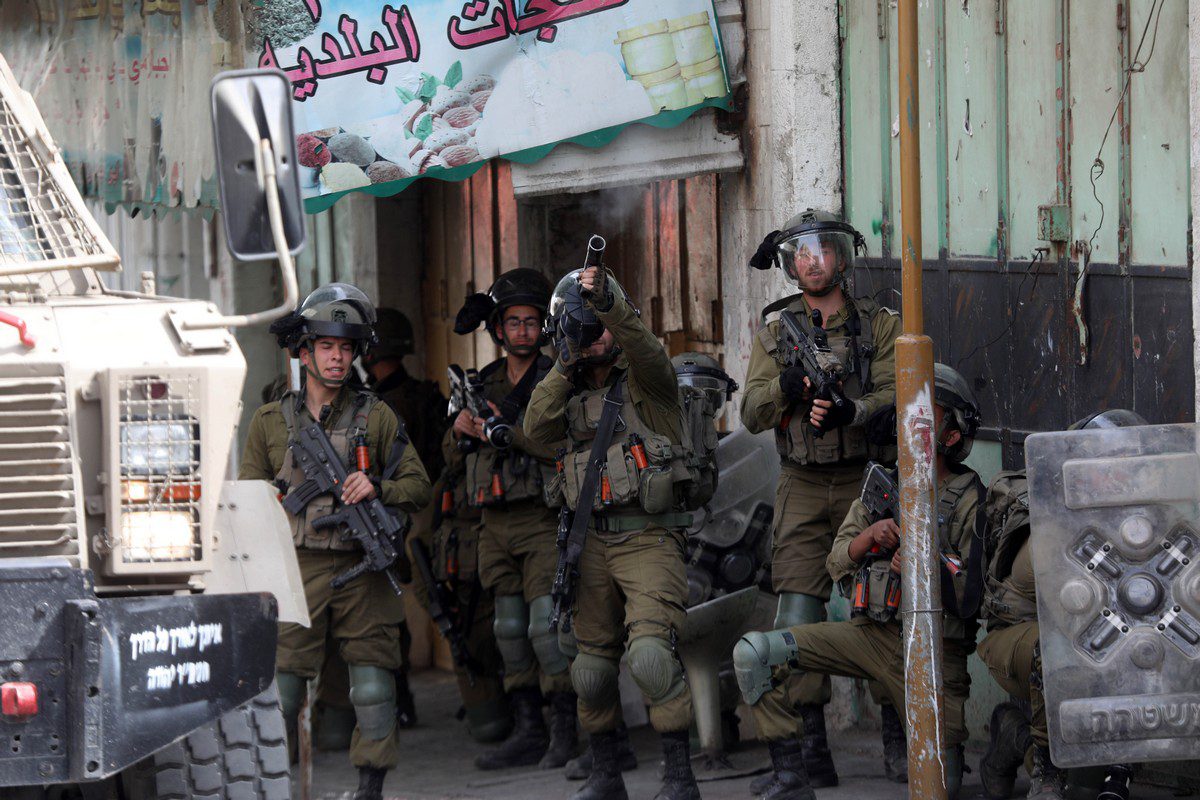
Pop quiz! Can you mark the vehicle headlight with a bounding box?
[120,419,197,476]
[120,511,196,562]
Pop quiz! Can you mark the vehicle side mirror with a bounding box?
[210,68,305,261]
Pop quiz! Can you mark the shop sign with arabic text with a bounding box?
[261,0,732,211]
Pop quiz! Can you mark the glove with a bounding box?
[557,335,581,368]
[749,230,782,271]
[864,404,898,447]
[779,366,809,401]
[812,395,857,433]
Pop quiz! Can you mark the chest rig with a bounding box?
[465,356,555,508]
[277,390,376,550]
[759,294,879,467]
[850,471,982,641]
[548,370,698,530]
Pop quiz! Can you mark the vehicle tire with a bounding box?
[121,683,291,800]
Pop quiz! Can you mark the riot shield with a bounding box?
[1026,423,1200,768]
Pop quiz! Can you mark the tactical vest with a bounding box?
[545,372,714,526]
[852,470,981,641]
[759,295,882,467]
[464,358,555,508]
[276,391,377,551]
[981,470,1039,629]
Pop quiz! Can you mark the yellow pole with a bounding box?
[895,0,947,796]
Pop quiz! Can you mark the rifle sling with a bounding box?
[565,376,626,552]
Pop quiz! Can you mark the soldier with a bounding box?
[741,210,903,786]
[526,263,705,800]
[239,283,432,800]
[447,269,579,770]
[734,364,984,800]
[977,410,1148,800]
[313,308,445,747]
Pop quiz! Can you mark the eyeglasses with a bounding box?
[503,318,541,332]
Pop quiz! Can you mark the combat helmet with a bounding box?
[934,363,982,463]
[672,352,738,413]
[545,269,633,365]
[370,308,415,360]
[454,268,553,348]
[750,209,866,296]
[270,282,378,358]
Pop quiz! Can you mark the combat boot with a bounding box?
[880,703,908,783]
[474,687,549,770]
[759,738,816,800]
[980,702,1032,800]
[797,704,838,787]
[395,670,417,729]
[653,731,700,800]
[540,691,580,769]
[565,723,638,780]
[353,766,387,800]
[571,729,629,800]
[1027,745,1068,799]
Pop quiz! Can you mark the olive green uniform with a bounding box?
[525,291,693,735]
[748,469,981,747]
[409,470,511,741]
[239,387,432,768]
[740,295,900,714]
[977,536,1046,749]
[444,356,571,695]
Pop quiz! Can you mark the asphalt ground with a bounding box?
[302,670,1188,800]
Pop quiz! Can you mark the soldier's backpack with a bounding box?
[981,469,1037,624]
[677,383,721,510]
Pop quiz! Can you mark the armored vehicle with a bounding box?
[0,58,310,798]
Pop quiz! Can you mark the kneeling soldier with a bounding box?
[734,364,984,800]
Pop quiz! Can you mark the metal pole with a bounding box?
[895,0,947,797]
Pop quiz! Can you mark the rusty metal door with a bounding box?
[840,0,1192,465]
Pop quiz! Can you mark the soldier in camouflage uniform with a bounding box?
[977,410,1148,800]
[526,264,701,800]
[239,284,431,800]
[448,269,579,771]
[740,210,903,787]
[734,364,984,800]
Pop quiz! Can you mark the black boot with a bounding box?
[880,703,908,783]
[566,723,638,780]
[797,704,838,788]
[759,738,816,800]
[980,702,1032,800]
[540,691,580,769]
[1097,764,1134,800]
[1027,745,1068,799]
[353,766,387,800]
[395,670,417,729]
[653,731,700,800]
[474,687,549,770]
[571,729,629,800]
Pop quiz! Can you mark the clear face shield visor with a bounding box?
[775,231,855,286]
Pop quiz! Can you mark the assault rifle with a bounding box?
[447,365,514,451]
[853,461,902,618]
[283,421,405,596]
[549,507,575,632]
[410,539,480,683]
[778,308,848,438]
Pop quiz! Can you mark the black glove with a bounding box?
[749,230,782,271]
[864,404,898,447]
[812,395,857,433]
[779,366,809,401]
[557,335,581,368]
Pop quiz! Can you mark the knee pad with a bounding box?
[348,665,397,741]
[528,595,570,676]
[733,629,801,705]
[571,653,619,708]
[276,672,306,724]
[774,592,827,629]
[627,636,685,706]
[493,594,535,673]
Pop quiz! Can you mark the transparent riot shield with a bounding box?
[1026,423,1200,768]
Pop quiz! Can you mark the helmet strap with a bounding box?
[499,328,538,357]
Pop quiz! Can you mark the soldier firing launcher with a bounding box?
[283,420,407,596]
